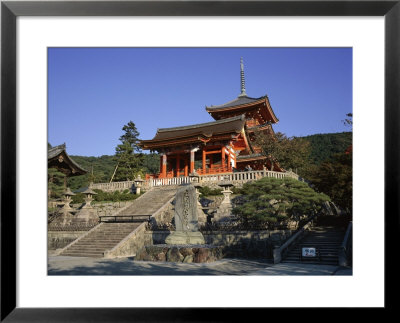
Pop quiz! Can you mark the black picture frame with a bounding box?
[1,0,398,321]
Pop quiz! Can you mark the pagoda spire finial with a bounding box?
[239,57,247,97]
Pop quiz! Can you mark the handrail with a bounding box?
[339,221,352,266]
[55,222,104,255]
[273,213,318,264]
[99,215,151,223]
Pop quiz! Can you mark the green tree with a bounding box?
[113,121,144,181]
[142,153,160,174]
[48,167,65,199]
[119,121,141,152]
[342,112,353,130]
[254,131,311,176]
[232,177,329,228]
[308,151,352,214]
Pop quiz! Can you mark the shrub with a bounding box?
[232,177,329,228]
[198,186,222,197]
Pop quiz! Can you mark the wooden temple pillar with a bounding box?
[175,154,180,177]
[190,149,195,174]
[184,159,188,176]
[202,149,206,173]
[221,147,226,170]
[161,154,167,178]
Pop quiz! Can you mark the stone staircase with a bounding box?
[282,226,345,266]
[60,186,178,257]
[61,223,140,257]
[117,186,177,219]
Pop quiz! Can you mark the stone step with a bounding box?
[62,253,104,258]
[65,247,113,252]
[77,237,128,242]
[67,243,119,248]
[281,226,344,264]
[282,260,338,265]
[60,187,178,258]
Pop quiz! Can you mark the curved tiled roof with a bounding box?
[205,94,279,124]
[144,115,246,142]
[48,144,87,176]
[205,95,266,111]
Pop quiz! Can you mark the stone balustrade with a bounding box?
[91,181,135,192]
[91,170,300,192]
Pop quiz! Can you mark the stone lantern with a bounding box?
[214,180,234,222]
[81,186,97,209]
[189,171,207,224]
[218,180,234,205]
[62,187,75,210]
[188,171,200,184]
[134,175,145,195]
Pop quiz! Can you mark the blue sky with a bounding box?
[48,48,352,156]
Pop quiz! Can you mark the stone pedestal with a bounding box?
[75,207,97,223]
[165,184,205,245]
[213,188,233,222]
[136,244,223,263]
[193,183,207,225]
[82,196,93,209]
[165,231,205,245]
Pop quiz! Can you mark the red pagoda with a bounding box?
[140,58,283,179]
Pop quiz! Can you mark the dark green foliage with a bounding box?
[231,186,244,195]
[68,155,116,190]
[198,186,222,197]
[119,121,141,152]
[142,153,160,174]
[254,131,311,175]
[71,192,85,204]
[113,121,145,181]
[232,177,329,228]
[48,168,65,198]
[303,132,352,165]
[71,189,140,204]
[307,151,352,214]
[65,153,160,191]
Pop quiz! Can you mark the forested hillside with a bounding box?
[65,132,351,190]
[303,132,352,165]
[67,153,159,190]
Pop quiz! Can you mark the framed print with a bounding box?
[1,0,398,321]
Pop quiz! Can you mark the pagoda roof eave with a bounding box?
[139,115,246,149]
[48,144,88,176]
[205,95,266,111]
[206,95,279,124]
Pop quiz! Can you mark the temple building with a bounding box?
[48,143,87,187]
[140,58,283,179]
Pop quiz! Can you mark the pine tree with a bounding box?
[48,167,65,199]
[232,177,329,228]
[308,151,352,214]
[254,131,311,175]
[113,121,144,181]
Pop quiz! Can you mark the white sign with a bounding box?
[302,247,317,257]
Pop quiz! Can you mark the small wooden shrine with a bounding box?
[140,58,282,179]
[48,143,87,187]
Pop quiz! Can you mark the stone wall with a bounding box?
[141,229,293,259]
[48,231,87,250]
[71,201,133,217]
[104,198,175,258]
[104,223,153,258]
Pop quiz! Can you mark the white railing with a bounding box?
[91,170,300,192]
[149,176,192,187]
[91,180,135,192]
